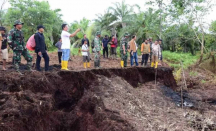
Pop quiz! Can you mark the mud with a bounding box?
[0,66,177,131]
[0,53,216,131]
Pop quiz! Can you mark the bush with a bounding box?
[163,51,199,69]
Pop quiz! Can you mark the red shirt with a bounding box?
[111,38,116,48]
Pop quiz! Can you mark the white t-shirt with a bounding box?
[61,30,71,49]
[82,44,88,56]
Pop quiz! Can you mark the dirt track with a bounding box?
[0,52,168,71]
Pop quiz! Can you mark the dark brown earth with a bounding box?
[0,53,215,131]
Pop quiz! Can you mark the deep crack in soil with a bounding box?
[0,63,215,131]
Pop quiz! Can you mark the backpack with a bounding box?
[26,34,36,51]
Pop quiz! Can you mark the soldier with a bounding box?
[7,20,33,74]
[120,33,130,68]
[93,31,101,68]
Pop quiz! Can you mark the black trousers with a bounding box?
[58,52,62,64]
[36,52,49,71]
[103,47,108,58]
[141,54,149,66]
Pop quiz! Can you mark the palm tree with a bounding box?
[108,0,137,28]
[121,8,161,43]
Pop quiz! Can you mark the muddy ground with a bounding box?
[0,53,216,131]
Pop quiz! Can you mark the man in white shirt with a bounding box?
[61,24,80,70]
[151,40,161,68]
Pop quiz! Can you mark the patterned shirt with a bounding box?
[7,28,25,50]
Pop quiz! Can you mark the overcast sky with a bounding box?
[2,0,216,24]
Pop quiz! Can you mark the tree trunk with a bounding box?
[122,22,126,28]
[159,0,163,39]
[112,25,117,37]
[198,35,204,64]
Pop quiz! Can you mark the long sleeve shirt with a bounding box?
[129,39,137,52]
[34,32,47,53]
[152,43,161,58]
[141,43,150,54]
[55,41,62,52]
[7,28,25,50]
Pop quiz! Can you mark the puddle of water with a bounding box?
[160,86,194,107]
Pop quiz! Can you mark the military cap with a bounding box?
[0,26,6,31]
[95,31,101,36]
[124,33,130,37]
[14,20,24,26]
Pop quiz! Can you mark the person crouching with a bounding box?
[82,40,90,69]
[151,40,161,69]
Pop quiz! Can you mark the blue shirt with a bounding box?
[102,38,109,48]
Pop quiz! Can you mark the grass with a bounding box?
[163,51,199,69]
[189,71,198,77]
[201,79,206,84]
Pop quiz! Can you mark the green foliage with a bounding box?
[190,71,198,77]
[163,51,199,69]
[71,48,80,56]
[3,0,63,49]
[1,0,215,56]
[201,79,206,84]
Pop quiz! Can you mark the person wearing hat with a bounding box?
[120,33,130,68]
[35,25,49,71]
[61,24,81,70]
[0,26,8,70]
[7,20,33,74]
[93,31,101,68]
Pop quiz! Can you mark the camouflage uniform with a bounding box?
[7,20,32,71]
[120,35,129,67]
[93,32,101,68]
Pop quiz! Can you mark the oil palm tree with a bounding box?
[108,0,138,28]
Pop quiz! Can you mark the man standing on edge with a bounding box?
[61,24,80,70]
[120,33,129,68]
[55,37,62,65]
[151,40,161,68]
[141,39,150,66]
[102,35,109,58]
[0,27,8,70]
[129,35,139,66]
[93,31,101,68]
[7,20,33,74]
[35,25,49,71]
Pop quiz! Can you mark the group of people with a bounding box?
[120,34,163,69]
[0,20,163,74]
[0,20,81,73]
